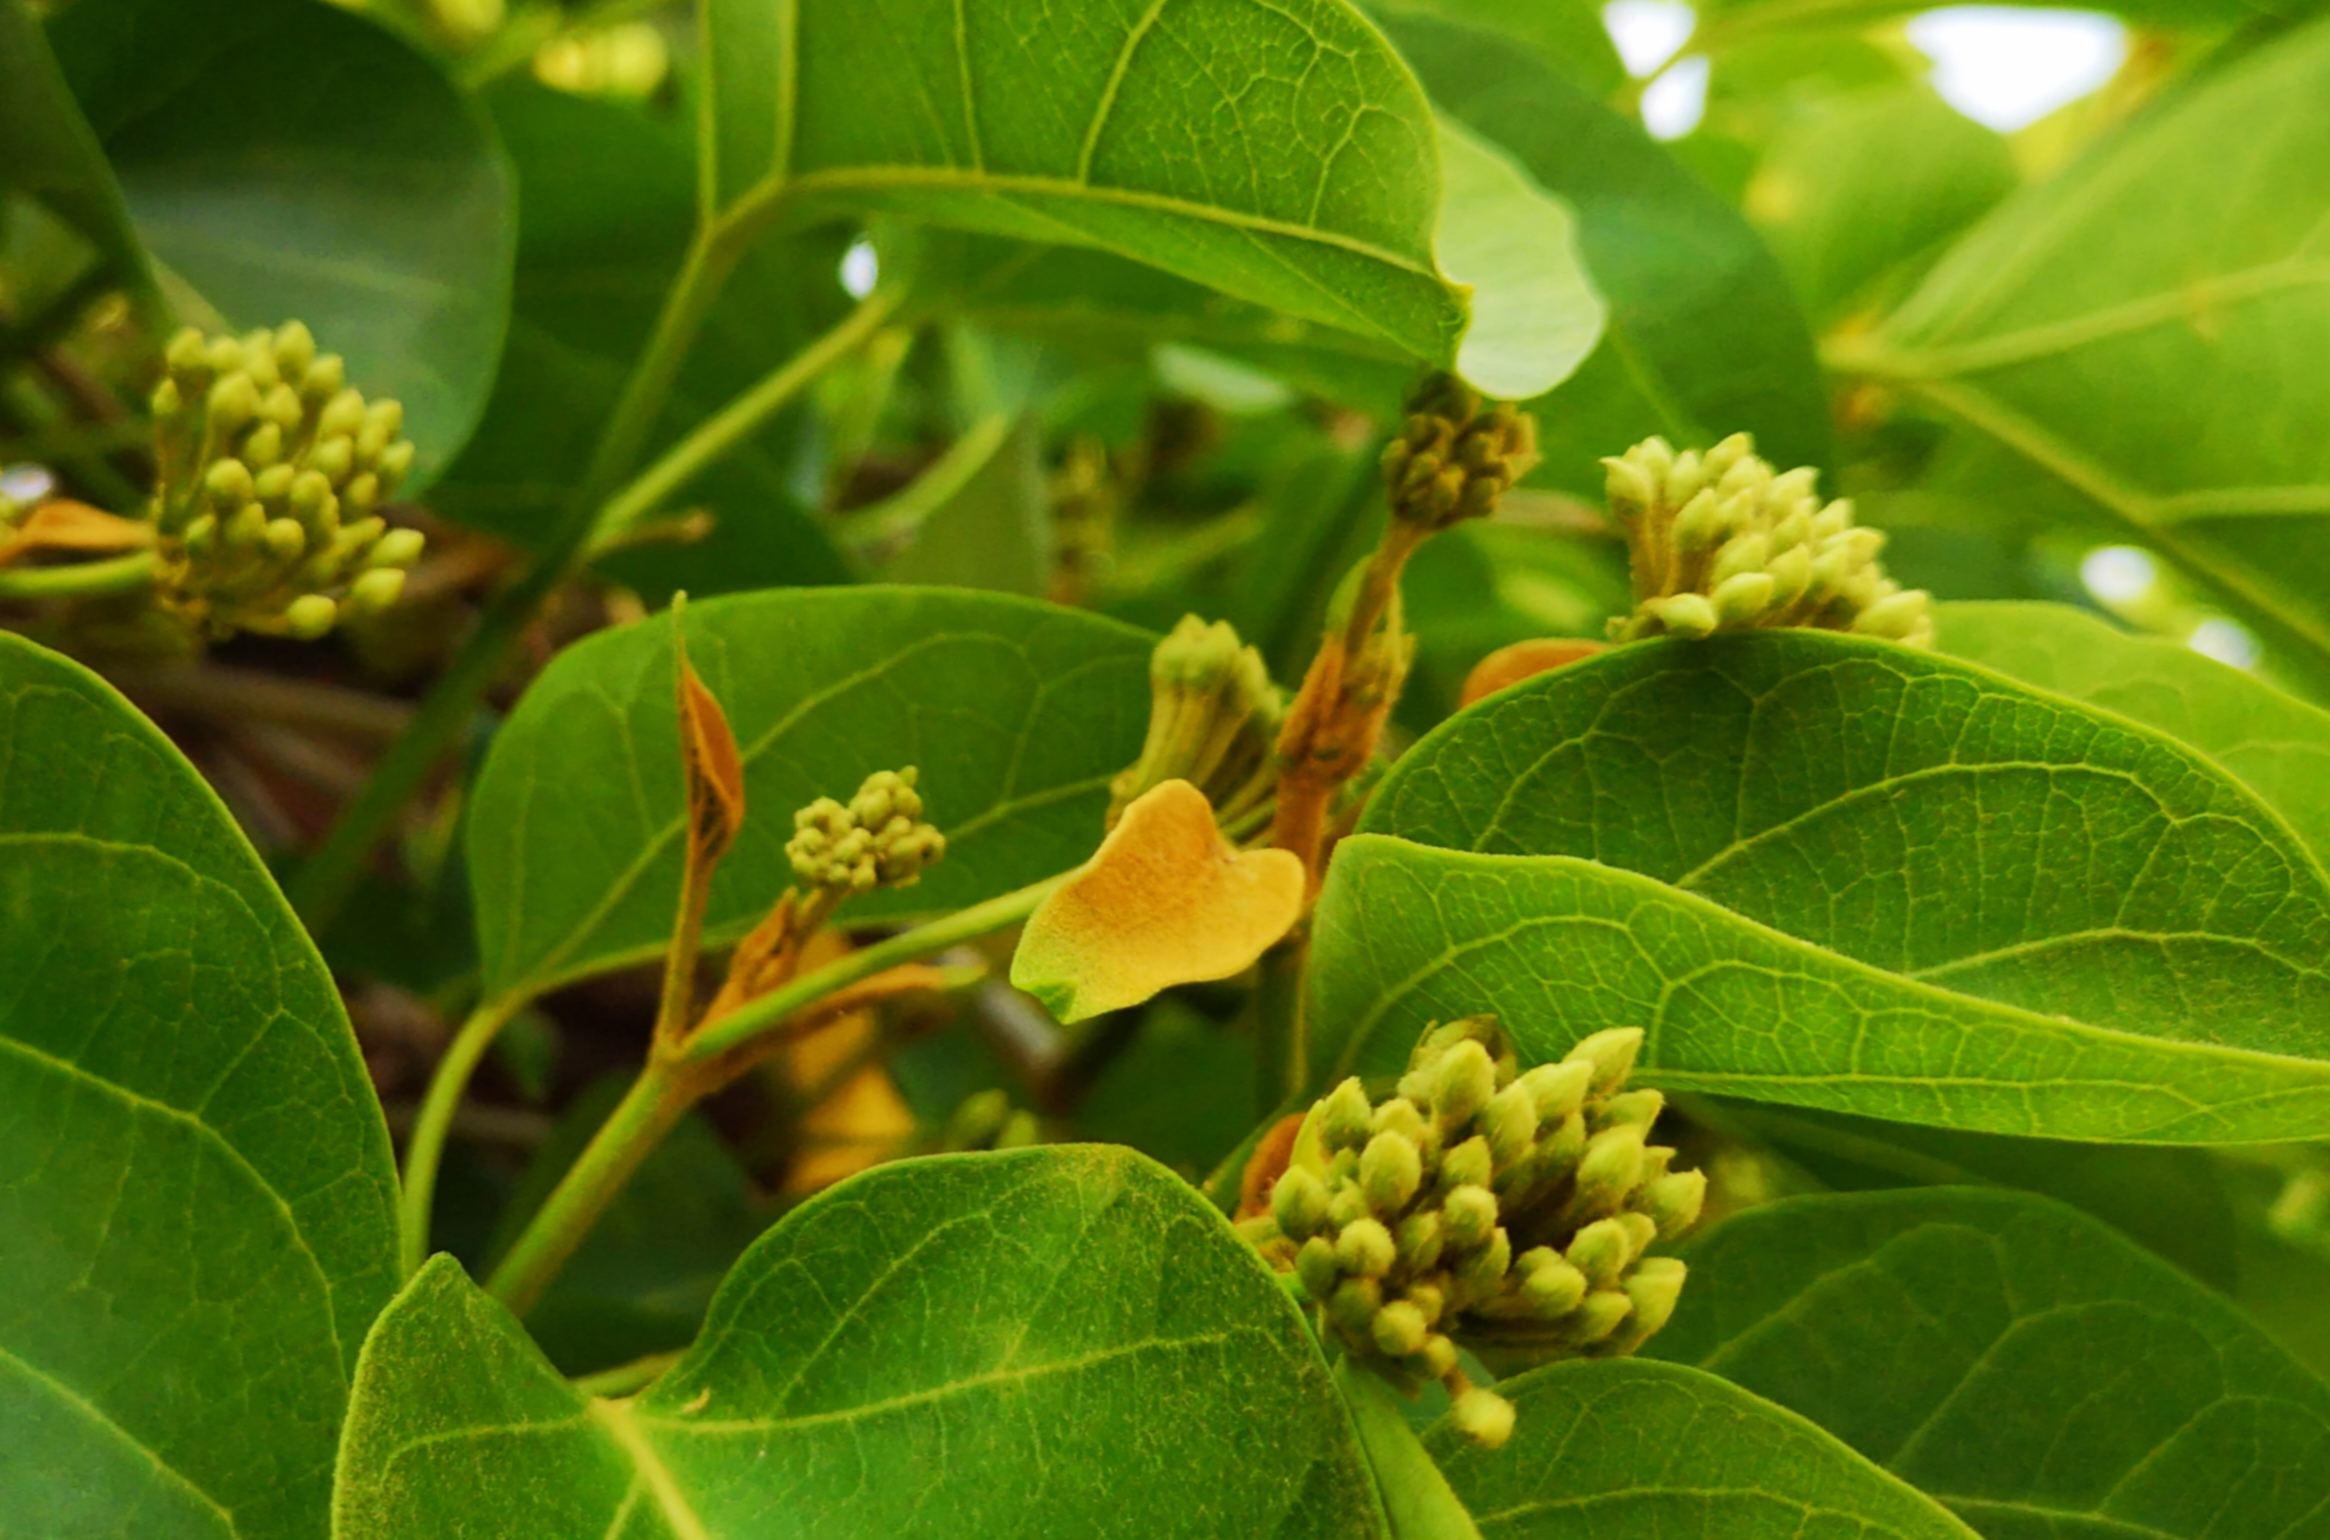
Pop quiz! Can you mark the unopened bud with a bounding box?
[1701,431,1755,481]
[343,472,382,516]
[1574,1123,1648,1217]
[1440,1135,1493,1192]
[1710,571,1773,626]
[1565,1028,1643,1095]
[183,513,217,555]
[1272,1167,1330,1241]
[1296,1235,1342,1301]
[1443,1184,1498,1249]
[1361,1131,1423,1214]
[1456,1226,1511,1296]
[346,567,406,617]
[1567,1217,1631,1288]
[1419,1333,1459,1378]
[1518,1059,1593,1121]
[1615,1211,1659,1263]
[1336,1217,1396,1278]
[1521,1252,1589,1317]
[1430,1040,1498,1128]
[1397,1209,1445,1270]
[1648,592,1717,639]
[284,594,338,640]
[318,389,367,439]
[1855,588,1931,641]
[301,353,347,402]
[241,422,285,469]
[376,438,416,490]
[1452,1387,1515,1450]
[1601,455,1657,519]
[261,382,303,431]
[1620,1256,1687,1344]
[165,327,209,378]
[996,1110,1042,1149]
[1372,1299,1429,1358]
[263,518,306,561]
[274,321,316,377]
[208,373,261,433]
[151,378,184,419]
[226,502,268,550]
[205,457,255,509]
[1642,1169,1707,1238]
[1481,1083,1538,1167]
[1372,1097,1429,1146]
[369,528,426,569]
[1567,1290,1633,1345]
[1319,1079,1374,1151]
[1595,1089,1664,1131]
[1328,1277,1381,1334]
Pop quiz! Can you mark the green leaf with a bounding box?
[872,414,1053,594]
[1703,1100,2241,1292]
[49,0,515,487]
[1423,1358,1976,1540]
[1335,1357,1481,1540]
[704,0,1467,366]
[1648,1188,2330,1539]
[468,587,1153,1003]
[336,1147,1386,1538]
[1432,115,1604,401]
[1744,86,2016,323]
[1934,600,2330,871]
[1380,8,1831,489]
[433,81,852,591]
[0,0,147,296]
[1843,16,2330,683]
[0,632,398,1537]
[1314,630,2330,1140]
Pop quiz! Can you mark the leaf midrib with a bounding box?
[0,1342,238,1537]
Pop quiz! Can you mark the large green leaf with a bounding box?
[1380,8,1831,489]
[1425,1358,1976,1539]
[1843,16,2330,683]
[704,0,1466,367]
[49,0,514,487]
[0,0,146,295]
[1312,630,2330,1140]
[1934,600,2330,869]
[0,633,399,1537]
[468,587,1153,1003]
[1648,1188,2330,1539]
[335,1147,1385,1537]
[433,81,851,591]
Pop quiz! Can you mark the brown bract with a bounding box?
[1013,779,1305,1023]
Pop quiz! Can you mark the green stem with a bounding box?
[487,1061,694,1316]
[398,996,525,1277]
[681,872,1065,1064]
[287,220,782,934]
[0,548,156,599]
[569,1348,687,1400]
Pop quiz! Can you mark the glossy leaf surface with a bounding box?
[49,0,514,486]
[1854,17,2330,680]
[0,633,398,1538]
[1427,1358,1976,1539]
[1650,1188,2330,1539]
[337,1148,1384,1537]
[468,588,1152,1002]
[705,0,1466,365]
[1314,631,2330,1139]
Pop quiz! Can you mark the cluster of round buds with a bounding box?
[1378,373,1541,532]
[1107,614,1284,833]
[1602,433,1931,647]
[1242,1018,1705,1449]
[935,1088,1044,1152]
[786,767,947,896]
[147,322,423,641]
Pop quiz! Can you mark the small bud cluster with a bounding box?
[787,767,947,895]
[936,1088,1044,1152]
[148,323,423,641]
[1602,433,1931,647]
[1243,1019,1704,1449]
[1107,614,1284,831]
[1378,373,1541,532]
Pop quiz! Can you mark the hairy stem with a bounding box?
[398,996,525,1277]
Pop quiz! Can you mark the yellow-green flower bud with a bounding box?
[1710,532,1770,587]
[1361,1131,1423,1214]
[261,382,303,431]
[1595,1088,1664,1131]
[369,528,426,569]
[226,502,268,550]
[1766,543,1813,606]
[1521,1252,1589,1317]
[1664,448,1707,506]
[1296,1235,1342,1301]
[1397,1209,1446,1271]
[1518,1059,1594,1122]
[343,473,381,516]
[284,594,337,640]
[263,518,307,561]
[1430,1039,1498,1128]
[1419,1333,1459,1379]
[1620,1256,1686,1343]
[274,320,316,377]
[1647,592,1716,639]
[307,435,354,484]
[1566,1217,1632,1289]
[1372,1097,1429,1146]
[183,514,217,556]
[1567,1290,1633,1345]
[205,457,255,510]
[1444,1184,1498,1249]
[1456,1226,1511,1296]
[241,421,285,470]
[318,389,367,440]
[1327,1182,1369,1231]
[1712,571,1775,627]
[204,337,246,376]
[208,373,261,434]
[1272,1167,1330,1241]
[1701,431,1755,482]
[346,567,406,616]
[1337,1217,1397,1278]
[1565,1028,1643,1095]
[301,353,346,402]
[1601,454,1657,520]
[1855,588,1932,641]
[1320,1079,1374,1152]
[1372,1299,1429,1358]
[1405,1281,1446,1326]
[376,439,416,490]
[1615,1211,1659,1263]
[1574,1123,1649,1218]
[151,378,184,420]
[1328,1277,1382,1335]
[1642,1169,1707,1238]
[1452,1387,1515,1450]
[166,327,209,378]
[996,1110,1042,1149]
[1441,1129,1493,1186]
[1481,1083,1538,1167]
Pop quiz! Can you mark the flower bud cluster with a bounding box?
[1243,1018,1704,1449]
[936,1088,1044,1152]
[787,767,947,895]
[1601,433,1931,647]
[1378,373,1541,532]
[147,323,423,641]
[1107,614,1284,832]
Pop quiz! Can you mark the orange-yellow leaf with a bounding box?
[1011,779,1305,1023]
[1459,637,1606,706]
[771,930,915,1194]
[672,597,744,871]
[0,500,154,567]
